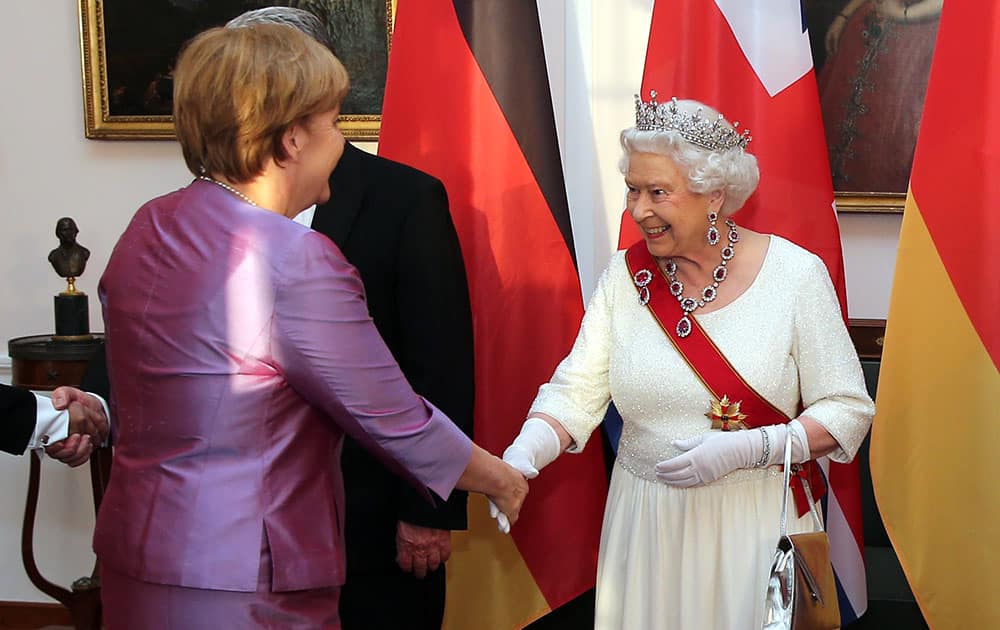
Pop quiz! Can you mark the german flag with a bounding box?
[377,1,608,628]
[871,3,1000,628]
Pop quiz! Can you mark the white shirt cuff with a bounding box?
[27,391,110,452]
[28,393,69,450]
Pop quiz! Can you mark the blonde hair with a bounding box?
[173,24,350,183]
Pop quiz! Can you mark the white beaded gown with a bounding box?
[529,236,874,630]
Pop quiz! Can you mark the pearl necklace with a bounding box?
[198,176,258,207]
[664,218,739,338]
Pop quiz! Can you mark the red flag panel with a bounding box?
[378,0,608,610]
[908,4,1000,370]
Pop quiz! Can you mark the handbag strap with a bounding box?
[779,431,824,536]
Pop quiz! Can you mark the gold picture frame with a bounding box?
[78,0,394,141]
[834,192,907,214]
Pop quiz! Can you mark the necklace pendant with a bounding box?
[660,224,738,339]
[676,316,692,337]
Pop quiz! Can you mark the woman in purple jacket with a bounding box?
[96,24,525,629]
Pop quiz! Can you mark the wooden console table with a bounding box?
[8,334,110,630]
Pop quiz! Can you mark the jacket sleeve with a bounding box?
[272,230,473,503]
[528,254,618,453]
[392,177,475,530]
[792,254,875,462]
[0,383,38,455]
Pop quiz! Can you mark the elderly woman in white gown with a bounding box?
[500,94,875,629]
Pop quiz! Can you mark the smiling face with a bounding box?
[625,151,721,261]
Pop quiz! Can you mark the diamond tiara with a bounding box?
[633,91,751,152]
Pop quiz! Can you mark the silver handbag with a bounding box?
[762,432,840,630]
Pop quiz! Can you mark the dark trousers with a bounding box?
[339,564,446,630]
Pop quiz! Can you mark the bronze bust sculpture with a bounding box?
[48,217,91,337]
[48,217,90,292]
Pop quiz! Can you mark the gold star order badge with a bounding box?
[706,395,748,431]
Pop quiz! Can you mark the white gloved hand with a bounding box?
[501,417,562,479]
[654,420,811,488]
[489,499,511,534]
[487,417,563,532]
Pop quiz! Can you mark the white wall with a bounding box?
[840,213,902,318]
[0,1,900,603]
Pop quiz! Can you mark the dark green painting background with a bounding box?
[103,0,388,117]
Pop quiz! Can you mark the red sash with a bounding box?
[624,242,825,517]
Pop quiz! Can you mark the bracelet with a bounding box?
[835,12,849,20]
[755,427,771,468]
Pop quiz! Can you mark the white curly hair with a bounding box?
[618,98,759,217]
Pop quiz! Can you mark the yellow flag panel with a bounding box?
[872,198,1000,629]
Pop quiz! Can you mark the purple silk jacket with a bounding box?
[94,180,472,593]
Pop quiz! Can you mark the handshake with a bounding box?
[488,416,564,533]
[45,386,110,467]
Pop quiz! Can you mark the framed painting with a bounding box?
[804,0,943,213]
[79,0,394,141]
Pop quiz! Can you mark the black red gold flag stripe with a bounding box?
[378,1,608,627]
[872,3,1000,628]
[452,1,576,267]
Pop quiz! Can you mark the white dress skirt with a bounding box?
[595,463,814,629]
[529,237,874,630]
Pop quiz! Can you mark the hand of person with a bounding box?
[44,433,94,468]
[489,499,511,534]
[825,13,849,57]
[396,521,451,579]
[502,443,541,479]
[492,437,546,532]
[654,430,758,488]
[655,421,813,487]
[487,459,529,533]
[52,386,109,445]
[501,417,563,480]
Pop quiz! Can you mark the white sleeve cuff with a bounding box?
[28,393,70,451]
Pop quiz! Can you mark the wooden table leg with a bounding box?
[21,453,104,630]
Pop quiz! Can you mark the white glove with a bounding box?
[655,420,811,488]
[489,500,511,534]
[488,417,563,532]
[501,417,562,479]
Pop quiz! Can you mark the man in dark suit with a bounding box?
[223,9,475,628]
[306,141,474,629]
[1,383,109,465]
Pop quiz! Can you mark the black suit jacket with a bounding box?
[1,383,38,455]
[312,143,475,574]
